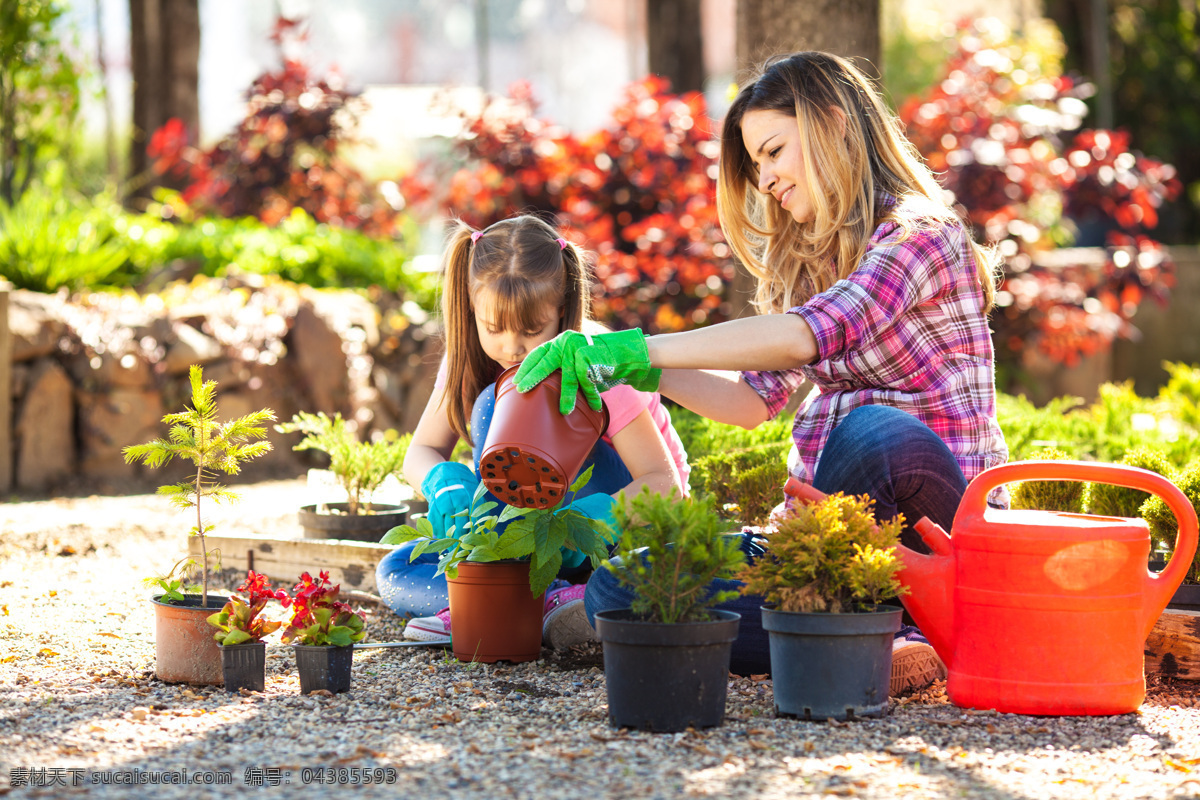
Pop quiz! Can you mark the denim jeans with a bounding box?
[376,382,632,618]
[583,404,968,676]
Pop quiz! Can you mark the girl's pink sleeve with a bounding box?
[599,384,651,437]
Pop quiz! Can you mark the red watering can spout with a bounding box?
[781,478,957,669]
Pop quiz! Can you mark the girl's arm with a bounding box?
[657,369,771,430]
[609,409,684,499]
[402,383,462,491]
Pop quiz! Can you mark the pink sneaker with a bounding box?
[542,584,596,650]
[403,607,452,643]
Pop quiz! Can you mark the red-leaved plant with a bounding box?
[279,571,366,647]
[206,570,287,646]
[899,18,1181,375]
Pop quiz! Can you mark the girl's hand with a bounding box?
[420,461,479,538]
[513,329,660,414]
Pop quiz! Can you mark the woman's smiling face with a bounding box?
[740,108,814,224]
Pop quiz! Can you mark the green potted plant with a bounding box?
[593,487,746,732]
[207,570,286,693]
[737,492,907,721]
[383,466,614,663]
[123,364,276,685]
[275,411,412,542]
[279,570,367,694]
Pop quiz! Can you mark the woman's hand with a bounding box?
[513,329,660,414]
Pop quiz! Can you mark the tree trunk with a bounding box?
[646,0,705,94]
[727,0,880,318]
[128,0,200,208]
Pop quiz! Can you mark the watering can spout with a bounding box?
[897,517,956,671]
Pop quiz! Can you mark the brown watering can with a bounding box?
[784,460,1198,715]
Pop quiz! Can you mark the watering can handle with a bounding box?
[959,460,1199,629]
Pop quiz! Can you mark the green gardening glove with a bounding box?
[513,328,661,415]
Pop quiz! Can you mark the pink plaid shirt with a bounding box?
[742,195,1009,491]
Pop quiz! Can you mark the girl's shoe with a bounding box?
[402,607,452,643]
[890,625,947,696]
[542,584,597,650]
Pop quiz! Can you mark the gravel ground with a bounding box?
[4,478,1200,799]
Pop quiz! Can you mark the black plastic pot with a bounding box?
[761,604,901,721]
[298,502,408,543]
[293,644,354,694]
[594,609,740,732]
[219,641,266,693]
[1169,583,1200,612]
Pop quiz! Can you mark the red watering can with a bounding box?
[784,461,1198,715]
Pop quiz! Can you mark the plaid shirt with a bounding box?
[742,195,1009,493]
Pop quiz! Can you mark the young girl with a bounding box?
[376,214,689,649]
[515,53,1009,689]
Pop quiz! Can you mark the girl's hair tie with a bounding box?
[471,230,483,243]
[555,237,568,250]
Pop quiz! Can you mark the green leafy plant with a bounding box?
[275,411,411,516]
[690,443,790,527]
[0,184,129,292]
[207,570,286,645]
[142,561,200,604]
[1142,464,1200,583]
[1086,446,1175,518]
[122,364,276,607]
[1010,448,1087,513]
[604,487,746,624]
[382,465,615,597]
[738,492,907,614]
[279,570,367,647]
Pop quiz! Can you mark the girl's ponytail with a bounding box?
[440,222,488,442]
[558,239,590,335]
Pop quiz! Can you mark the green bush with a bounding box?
[606,487,745,624]
[1086,446,1175,518]
[1009,448,1087,513]
[1142,463,1200,581]
[738,492,907,614]
[0,185,128,292]
[690,443,790,527]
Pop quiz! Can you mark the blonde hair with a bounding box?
[717,52,998,314]
[440,215,590,441]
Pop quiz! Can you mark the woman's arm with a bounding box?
[645,313,818,371]
[608,409,684,498]
[402,384,462,491]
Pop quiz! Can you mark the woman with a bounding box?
[514,52,1009,688]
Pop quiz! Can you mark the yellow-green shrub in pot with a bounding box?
[738,492,907,721]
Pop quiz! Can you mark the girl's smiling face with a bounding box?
[472,289,561,369]
[740,108,814,224]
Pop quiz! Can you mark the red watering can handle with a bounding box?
[959,460,1199,629]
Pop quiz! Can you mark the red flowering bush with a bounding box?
[206,570,287,646]
[147,17,401,238]
[279,571,366,647]
[899,18,1181,372]
[399,77,735,333]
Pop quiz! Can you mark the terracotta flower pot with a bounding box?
[446,561,544,663]
[479,365,609,509]
[152,594,230,685]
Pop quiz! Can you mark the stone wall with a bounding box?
[1,275,442,494]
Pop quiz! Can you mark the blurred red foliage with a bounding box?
[899,19,1181,372]
[398,77,735,333]
[146,17,401,238]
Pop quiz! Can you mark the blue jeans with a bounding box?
[583,405,967,676]
[376,383,632,618]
